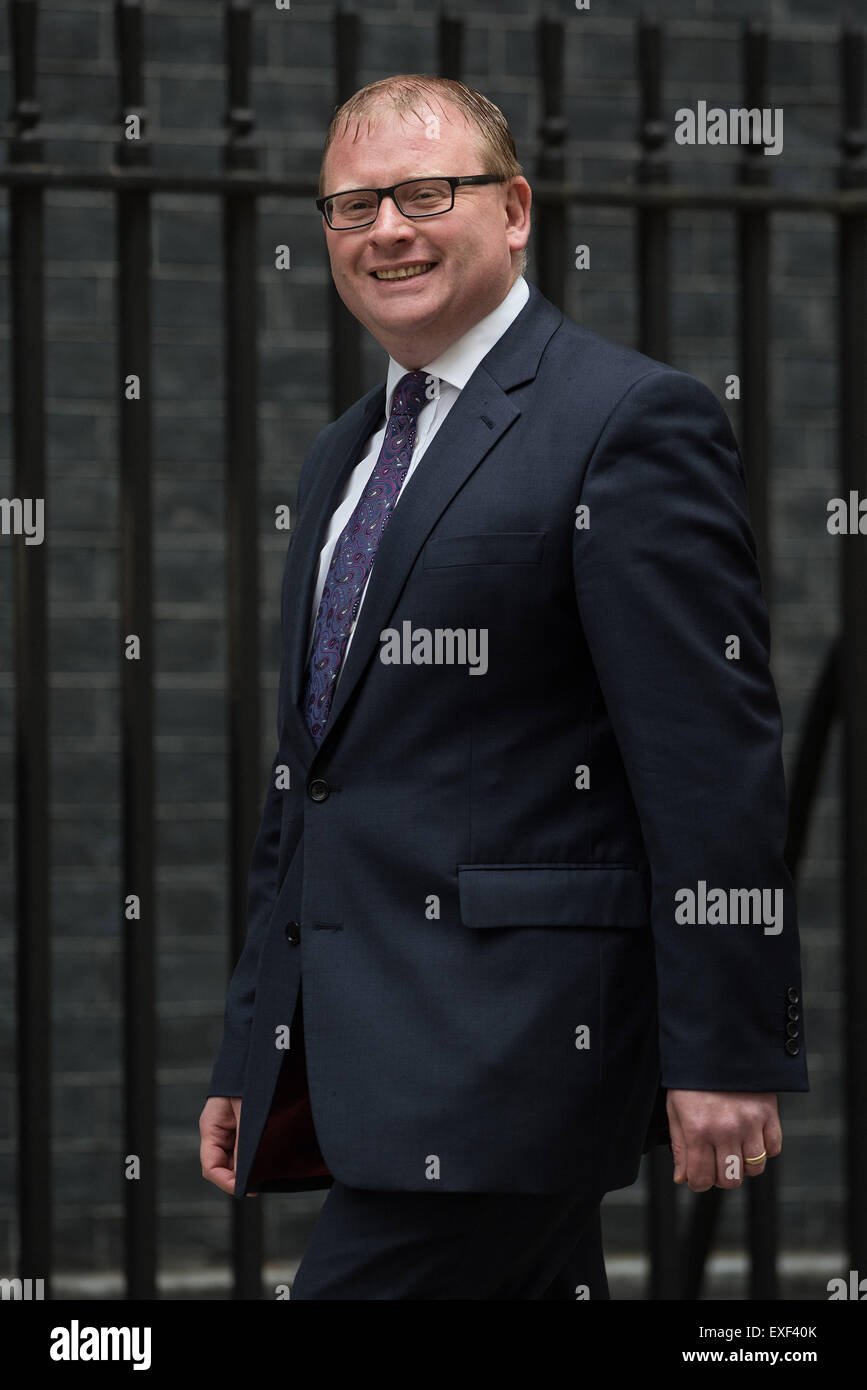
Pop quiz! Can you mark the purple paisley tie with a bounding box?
[303,368,431,745]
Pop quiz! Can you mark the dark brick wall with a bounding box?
[0,0,855,1293]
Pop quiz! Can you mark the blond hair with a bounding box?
[319,75,528,277]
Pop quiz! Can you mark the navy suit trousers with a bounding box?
[290,1181,608,1300]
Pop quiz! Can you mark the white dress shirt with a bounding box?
[305,274,530,684]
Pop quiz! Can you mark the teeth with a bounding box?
[375,263,434,280]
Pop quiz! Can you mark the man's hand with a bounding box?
[200,1095,257,1196]
[666,1090,782,1192]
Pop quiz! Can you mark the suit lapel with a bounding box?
[318,374,521,747]
[282,282,563,768]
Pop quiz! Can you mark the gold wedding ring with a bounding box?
[744,1150,767,1164]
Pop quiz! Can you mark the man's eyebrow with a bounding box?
[326,172,449,193]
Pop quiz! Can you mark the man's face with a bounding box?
[320,103,531,367]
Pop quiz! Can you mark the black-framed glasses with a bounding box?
[315,174,507,230]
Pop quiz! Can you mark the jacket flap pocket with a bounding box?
[423,532,546,569]
[456,863,650,929]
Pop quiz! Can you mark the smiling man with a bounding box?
[319,103,529,370]
[199,75,808,1301]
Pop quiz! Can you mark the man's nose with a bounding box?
[371,194,412,232]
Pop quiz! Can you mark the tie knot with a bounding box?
[390,369,432,421]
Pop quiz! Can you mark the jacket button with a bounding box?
[786,986,800,1005]
[308,778,330,802]
[786,1021,800,1039]
[784,1038,800,1056]
[786,1004,800,1022]
[285,921,301,945]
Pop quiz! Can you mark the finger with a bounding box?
[667,1107,688,1185]
[716,1145,745,1189]
[200,1129,231,1165]
[200,1114,236,1142]
[229,1120,258,1193]
[742,1143,767,1178]
[764,1113,783,1160]
[685,1140,717,1193]
[200,1132,235,1186]
[201,1159,236,1195]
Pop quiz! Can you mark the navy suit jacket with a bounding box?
[207,280,808,1199]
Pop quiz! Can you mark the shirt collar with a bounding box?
[383,275,530,416]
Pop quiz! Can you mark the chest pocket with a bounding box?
[423,531,547,569]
